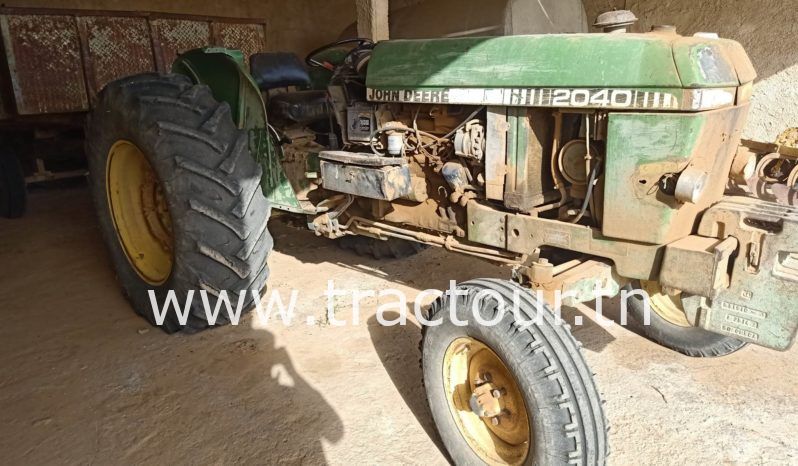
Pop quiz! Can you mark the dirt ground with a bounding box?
[1,184,797,465]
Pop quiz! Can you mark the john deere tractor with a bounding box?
[86,19,796,466]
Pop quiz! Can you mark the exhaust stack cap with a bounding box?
[594,10,638,33]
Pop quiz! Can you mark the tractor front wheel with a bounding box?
[625,281,747,357]
[422,279,608,465]
[86,73,272,332]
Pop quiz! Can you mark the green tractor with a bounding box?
[86,21,796,465]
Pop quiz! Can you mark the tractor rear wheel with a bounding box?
[86,73,272,332]
[625,281,746,357]
[422,279,608,465]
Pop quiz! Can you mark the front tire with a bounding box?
[422,279,608,465]
[86,73,272,332]
[625,281,746,357]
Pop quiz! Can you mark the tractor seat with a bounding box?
[249,52,311,91]
[267,91,332,126]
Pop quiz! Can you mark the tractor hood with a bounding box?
[365,33,756,112]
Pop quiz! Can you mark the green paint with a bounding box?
[173,48,251,125]
[367,34,753,90]
[172,48,303,213]
[602,112,706,244]
[672,37,754,88]
[697,198,798,350]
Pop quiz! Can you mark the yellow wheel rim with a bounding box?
[106,140,173,286]
[443,337,530,465]
[640,281,691,327]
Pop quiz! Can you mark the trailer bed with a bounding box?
[0,7,267,120]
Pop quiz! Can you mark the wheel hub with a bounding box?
[140,170,173,254]
[641,280,691,327]
[106,140,174,286]
[443,337,530,465]
[468,378,506,420]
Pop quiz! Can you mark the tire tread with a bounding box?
[86,73,272,332]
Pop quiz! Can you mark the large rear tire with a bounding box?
[422,279,608,465]
[625,281,746,357]
[86,73,272,332]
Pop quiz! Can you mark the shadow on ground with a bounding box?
[268,217,508,290]
[366,311,448,460]
[0,187,345,464]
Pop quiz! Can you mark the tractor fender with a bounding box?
[173,48,267,129]
[172,48,303,213]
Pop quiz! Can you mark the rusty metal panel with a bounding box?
[211,22,266,65]
[151,18,210,71]
[77,16,154,101]
[320,160,412,201]
[659,236,736,298]
[485,106,507,200]
[467,200,507,248]
[0,8,268,117]
[0,13,88,114]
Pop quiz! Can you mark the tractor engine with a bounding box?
[312,27,755,250]
[314,42,616,240]
[321,97,600,233]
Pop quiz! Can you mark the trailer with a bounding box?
[0,7,267,218]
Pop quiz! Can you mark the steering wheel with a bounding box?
[305,38,374,70]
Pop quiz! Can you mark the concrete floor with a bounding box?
[1,184,797,465]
